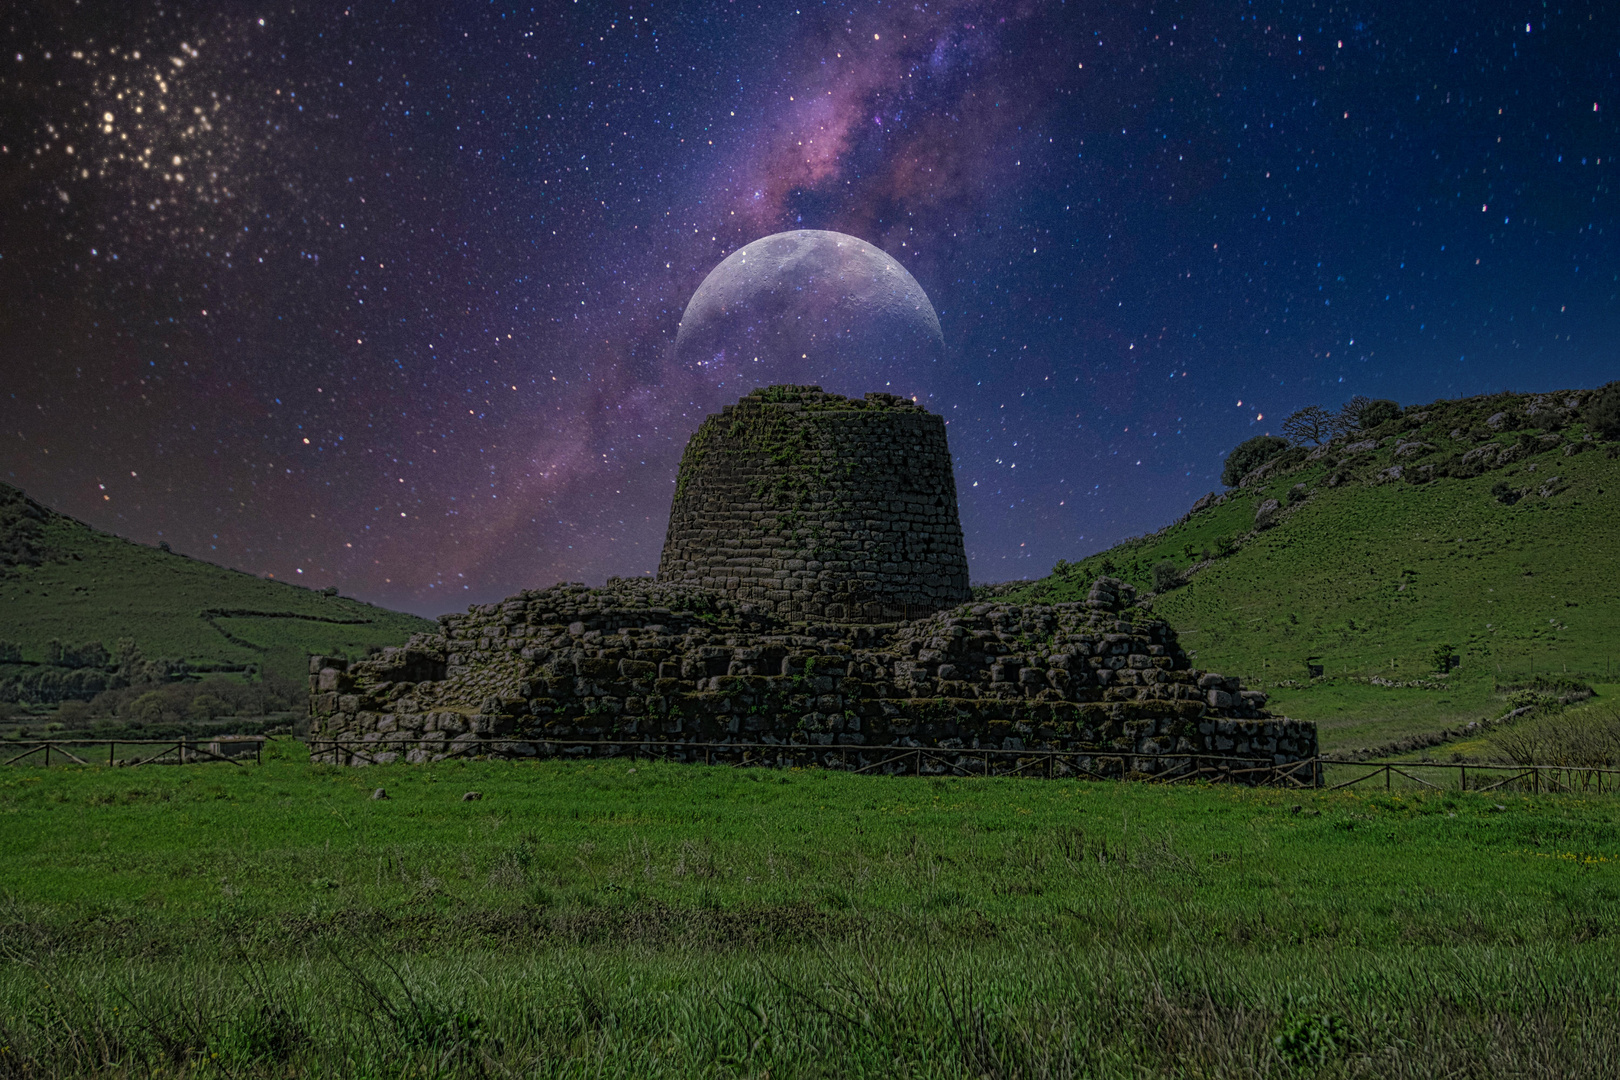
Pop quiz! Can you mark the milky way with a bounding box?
[3,1,1617,615]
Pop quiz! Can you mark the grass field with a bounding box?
[3,743,1619,1077]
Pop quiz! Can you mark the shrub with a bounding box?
[1585,382,1620,440]
[1221,435,1290,487]
[1430,642,1456,674]
[0,640,20,663]
[1495,707,1620,769]
[1354,398,1402,429]
[1151,560,1181,592]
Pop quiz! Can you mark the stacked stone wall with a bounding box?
[657,386,970,621]
[309,578,1318,782]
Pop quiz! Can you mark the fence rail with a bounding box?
[304,735,1323,786]
[1318,757,1620,794]
[0,737,265,768]
[5,734,1617,793]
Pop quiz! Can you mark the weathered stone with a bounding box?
[658,387,970,621]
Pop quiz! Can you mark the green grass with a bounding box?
[0,483,433,685]
[1005,395,1620,753]
[2,745,1619,1076]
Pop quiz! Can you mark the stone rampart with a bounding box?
[657,386,970,621]
[309,577,1318,782]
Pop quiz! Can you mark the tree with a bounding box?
[1221,435,1290,487]
[1151,560,1181,592]
[1586,382,1620,440]
[1355,398,1402,429]
[1430,642,1456,674]
[1338,395,1372,430]
[1338,396,1401,431]
[1281,405,1340,446]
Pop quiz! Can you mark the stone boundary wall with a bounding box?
[657,386,971,622]
[309,578,1317,782]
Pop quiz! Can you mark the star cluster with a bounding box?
[2,1,1616,615]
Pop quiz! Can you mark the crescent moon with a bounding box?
[675,230,944,379]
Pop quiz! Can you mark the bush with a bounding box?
[1221,435,1290,487]
[1151,560,1181,592]
[1585,382,1620,440]
[1354,398,1402,429]
[1495,707,1620,769]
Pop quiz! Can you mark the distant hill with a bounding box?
[0,482,434,704]
[999,387,1620,752]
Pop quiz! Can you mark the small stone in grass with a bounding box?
[462,791,482,802]
[627,768,638,775]
[371,788,388,800]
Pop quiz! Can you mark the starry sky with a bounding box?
[3,1,1617,617]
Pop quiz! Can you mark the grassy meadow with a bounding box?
[3,742,1619,1077]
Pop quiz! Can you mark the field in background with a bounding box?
[0,482,434,694]
[2,744,1618,1076]
[1002,402,1620,754]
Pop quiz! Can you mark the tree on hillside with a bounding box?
[1586,382,1620,440]
[1282,405,1340,446]
[1221,435,1290,487]
[1339,396,1401,431]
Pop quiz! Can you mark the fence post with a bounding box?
[109,741,115,767]
[1385,764,1391,792]
[1460,764,1466,791]
[44,744,50,768]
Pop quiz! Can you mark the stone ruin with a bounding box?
[659,385,970,621]
[309,387,1319,781]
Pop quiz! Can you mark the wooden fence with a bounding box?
[304,735,1322,786]
[5,734,1616,794]
[0,736,265,769]
[1319,757,1620,794]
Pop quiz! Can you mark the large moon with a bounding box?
[674,230,944,379]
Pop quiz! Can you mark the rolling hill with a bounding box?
[999,387,1620,752]
[0,482,434,704]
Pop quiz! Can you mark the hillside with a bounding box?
[0,482,434,703]
[1001,387,1620,752]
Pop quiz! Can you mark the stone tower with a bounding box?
[658,385,971,621]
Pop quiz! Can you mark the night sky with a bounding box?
[3,1,1616,617]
